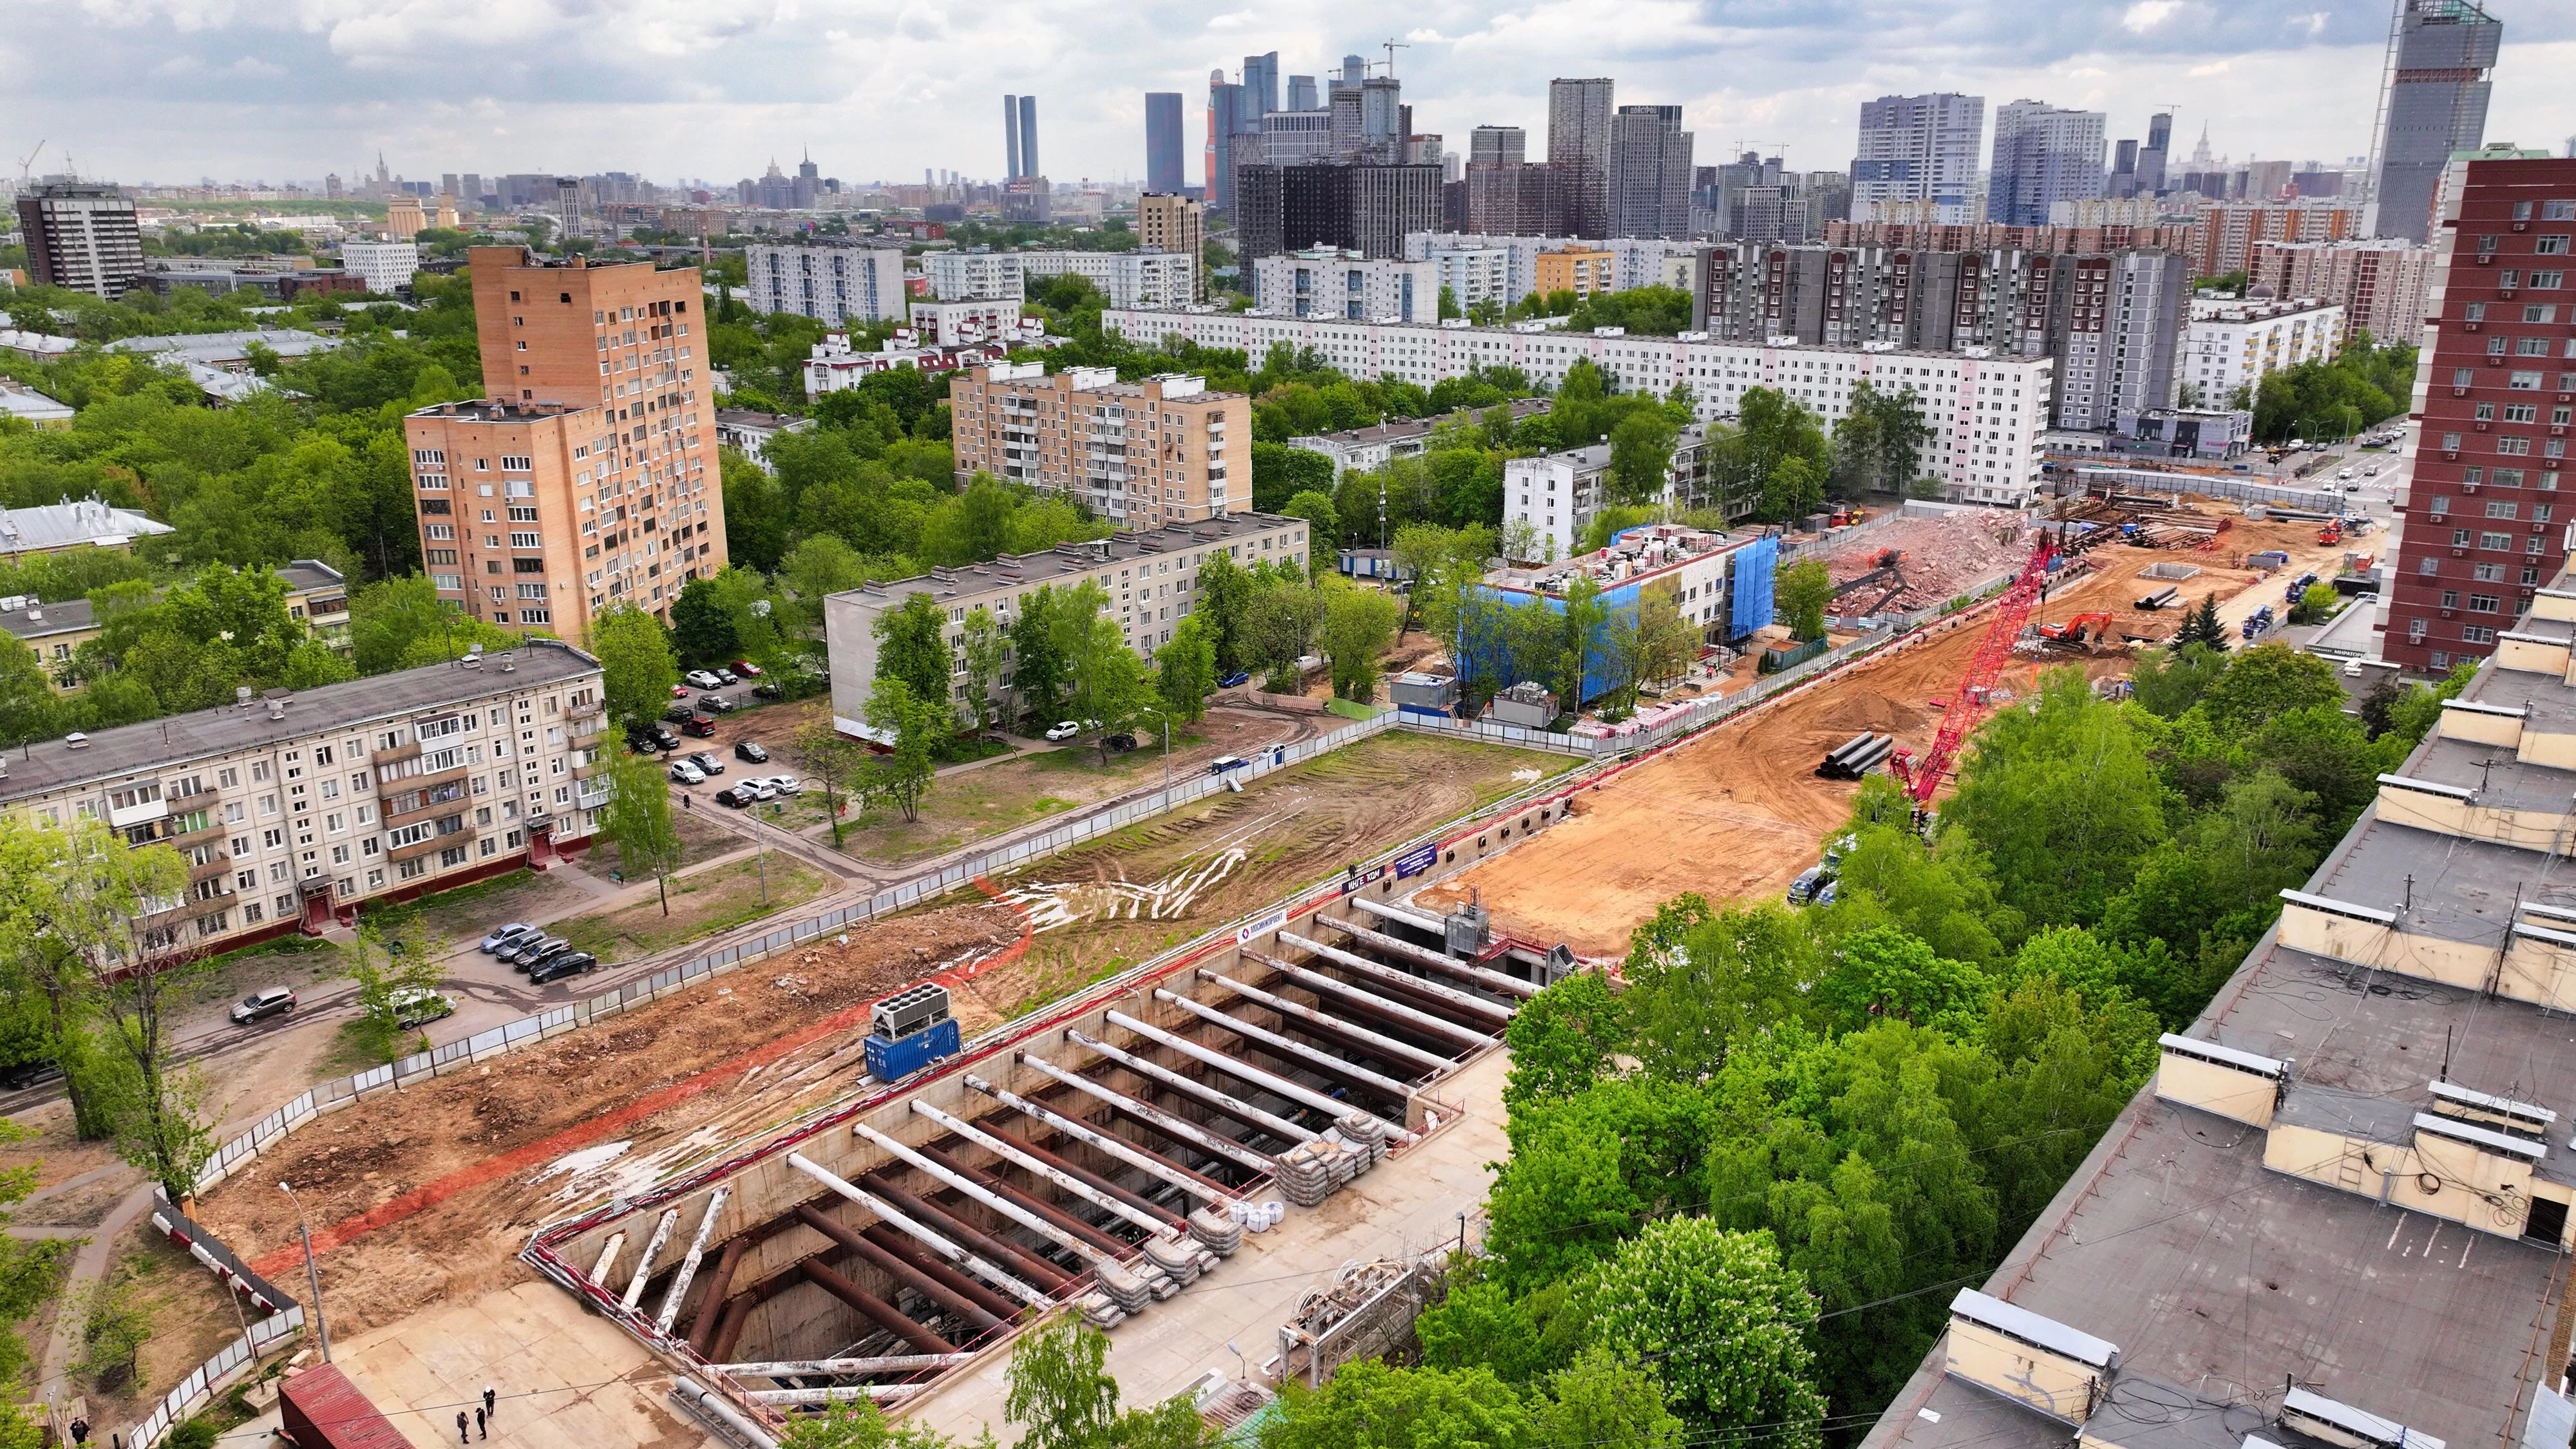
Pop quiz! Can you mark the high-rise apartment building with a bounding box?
[2179,297,2346,406]
[745,244,907,325]
[1609,106,1694,240]
[2383,151,2575,672]
[406,248,725,635]
[1251,250,1440,320]
[946,363,1250,528]
[1137,194,1207,301]
[1852,93,1986,225]
[17,184,144,299]
[1145,93,1186,194]
[1988,101,2107,227]
[1471,128,1528,169]
[1465,164,1559,236]
[2249,238,2434,340]
[340,240,421,296]
[1549,79,1616,238]
[1018,97,1041,180]
[2369,0,2504,242]
[2195,199,2367,277]
[1235,164,1441,261]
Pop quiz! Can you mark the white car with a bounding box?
[685,668,724,690]
[389,987,455,1029]
[745,780,779,802]
[669,760,705,785]
[2336,468,2354,480]
[1045,721,1082,742]
[763,775,804,796]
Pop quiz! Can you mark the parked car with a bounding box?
[634,723,679,752]
[389,987,455,1029]
[670,683,692,698]
[715,784,752,808]
[744,780,779,802]
[480,922,537,954]
[501,934,565,967]
[528,951,600,985]
[715,668,739,686]
[516,940,576,974]
[752,681,785,700]
[1219,670,1250,688]
[685,668,724,690]
[697,694,737,714]
[734,741,770,764]
[762,775,804,796]
[669,760,706,785]
[1045,720,1083,742]
[731,660,763,677]
[686,752,726,776]
[230,987,297,1025]
[1786,867,1830,907]
[1104,732,1137,753]
[663,701,696,723]
[683,715,718,737]
[0,1059,61,1091]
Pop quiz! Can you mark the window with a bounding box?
[2539,236,2571,255]
[509,531,542,548]
[508,505,538,523]
[2537,271,2570,289]
[2469,594,2503,613]
[2441,590,2461,609]
[2548,202,2576,222]
[512,557,545,573]
[2409,618,2429,643]
[2454,528,2476,545]
[500,455,532,471]
[518,608,553,624]
[2474,563,2505,582]
[417,474,448,490]
[2482,532,2514,550]
[2429,495,2450,515]
[2499,437,2533,455]
[2487,500,2519,518]
[2512,371,2545,390]
[2420,556,2441,575]
[2443,432,2463,451]
[2464,625,2499,644]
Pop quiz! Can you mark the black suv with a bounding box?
[734,741,769,763]
[529,951,600,984]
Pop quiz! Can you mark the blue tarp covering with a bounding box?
[1730,535,1777,641]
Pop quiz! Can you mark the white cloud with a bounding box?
[2122,1,2182,33]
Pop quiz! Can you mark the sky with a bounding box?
[6,0,2571,191]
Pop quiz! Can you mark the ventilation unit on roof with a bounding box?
[2280,1388,2443,1449]
[1943,1289,2116,1423]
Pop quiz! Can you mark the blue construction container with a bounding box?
[862,981,962,1081]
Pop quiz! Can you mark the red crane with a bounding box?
[1888,534,2060,810]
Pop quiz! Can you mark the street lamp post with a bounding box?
[278,1182,331,1363]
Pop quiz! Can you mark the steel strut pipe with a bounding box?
[687,1238,748,1351]
[909,1133,1137,1255]
[853,1122,1123,1267]
[1017,1051,1278,1177]
[1344,894,1451,938]
[1150,989,1416,1107]
[981,1121,1193,1227]
[1276,930,1517,1026]
[623,1208,681,1311]
[859,1223,1021,1325]
[1110,1007,1415,1139]
[784,1152,1054,1310]
[794,1204,1006,1332]
[674,1377,781,1449]
[747,1385,916,1406]
[708,1294,755,1363]
[589,1231,627,1289]
[860,1173,1074,1292]
[1320,916,1541,998]
[965,1072,1234,1205]
[912,1099,1179,1238]
[1066,1028,1318,1148]
[1197,967,1456,1073]
[716,1352,975,1379]
[657,1185,732,1334]
[1238,952,1491,1051]
[799,1260,960,1356]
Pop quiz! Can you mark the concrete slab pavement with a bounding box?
[906,1045,1511,1442]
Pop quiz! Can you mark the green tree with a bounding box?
[1776,557,1833,641]
[591,606,680,730]
[1191,551,1256,674]
[1557,574,1612,710]
[1004,1317,1209,1449]
[1531,1348,1685,1449]
[1260,1361,1537,1449]
[2197,642,2344,734]
[1065,612,1154,760]
[670,577,739,663]
[0,632,55,746]
[795,715,876,848]
[1606,409,1680,506]
[1280,490,1341,558]
[72,1272,153,1392]
[2128,643,2229,719]
[2172,594,2228,653]
[873,592,954,717]
[348,574,519,674]
[959,605,1009,735]
[1318,583,1400,702]
[1155,615,1217,723]
[55,828,206,1200]
[598,736,683,914]
[1944,667,2167,927]
[1576,1218,1827,1444]
[777,1397,975,1449]
[1501,970,1627,1115]
[1009,587,1070,727]
[343,918,445,1062]
[0,1115,71,1388]
[862,677,945,823]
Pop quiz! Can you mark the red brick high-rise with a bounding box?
[2383,151,2576,673]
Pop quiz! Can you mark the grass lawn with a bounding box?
[553,855,829,965]
[829,729,1215,867]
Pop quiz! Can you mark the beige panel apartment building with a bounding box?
[0,639,605,956]
[407,247,724,632]
[947,363,1251,529]
[1137,194,1206,301]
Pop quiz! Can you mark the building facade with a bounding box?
[2180,297,2347,407]
[946,363,1251,528]
[0,639,605,954]
[2383,152,2576,672]
[1137,194,1206,301]
[1470,128,1527,168]
[1249,249,1439,320]
[745,244,908,325]
[1428,248,1511,312]
[17,183,144,299]
[925,251,1023,301]
[2370,0,2504,243]
[2249,239,2434,340]
[1987,101,2107,227]
[1548,79,1616,238]
[1533,246,1618,299]
[339,240,421,296]
[1405,232,1699,308]
[1852,94,1987,225]
[2195,200,2365,278]
[1504,424,1725,560]
[802,334,1008,395]
[822,514,1309,728]
[1106,309,2053,505]
[3,561,352,693]
[1145,93,1186,194]
[1609,105,1694,240]
[1016,251,1197,310]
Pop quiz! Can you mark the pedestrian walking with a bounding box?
[683,793,693,811]
[457,1410,469,1444]
[67,1419,87,1445]
[483,1385,497,1417]
[475,1407,487,1440]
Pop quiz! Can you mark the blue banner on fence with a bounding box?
[1394,843,1439,878]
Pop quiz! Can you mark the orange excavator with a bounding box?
[2038,612,2115,647]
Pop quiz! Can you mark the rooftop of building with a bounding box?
[831,514,1308,611]
[1858,562,2576,1449]
[0,386,72,422]
[0,560,345,643]
[0,497,175,556]
[711,408,811,432]
[1115,307,2062,367]
[105,328,339,363]
[1485,522,1749,597]
[1288,397,1550,448]
[2188,295,2342,321]
[408,399,598,425]
[0,638,600,806]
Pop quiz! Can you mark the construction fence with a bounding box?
[126,1200,307,1449]
[2076,465,2341,513]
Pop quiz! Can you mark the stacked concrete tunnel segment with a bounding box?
[524,789,1591,1436]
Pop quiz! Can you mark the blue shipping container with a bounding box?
[864,1018,962,1081]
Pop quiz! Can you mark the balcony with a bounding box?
[381,788,470,827]
[185,853,232,885]
[388,826,471,865]
[373,739,421,768]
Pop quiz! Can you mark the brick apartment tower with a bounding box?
[2383,154,2576,673]
[403,247,726,638]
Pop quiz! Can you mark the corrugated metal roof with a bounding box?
[279,1363,421,1449]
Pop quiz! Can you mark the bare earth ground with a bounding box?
[185,730,1562,1345]
[1420,519,2352,956]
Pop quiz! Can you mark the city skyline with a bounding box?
[11,1,2572,189]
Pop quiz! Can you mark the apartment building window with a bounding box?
[2464,625,2500,643]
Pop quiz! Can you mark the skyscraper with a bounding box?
[1471,127,1528,168]
[1208,72,1249,208]
[1004,95,1023,180]
[1242,52,1279,124]
[1987,100,2108,225]
[2137,111,2174,196]
[15,183,143,299]
[2368,0,2504,242]
[1609,106,1693,239]
[1019,97,1041,181]
[1851,93,1985,223]
[1146,93,1186,194]
[1549,78,1616,238]
[1288,75,1318,113]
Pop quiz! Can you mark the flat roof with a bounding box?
[0,638,598,805]
[1289,397,1550,448]
[409,399,598,424]
[828,514,1309,611]
[0,561,343,643]
[1108,309,2058,366]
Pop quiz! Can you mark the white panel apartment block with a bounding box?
[746,245,907,325]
